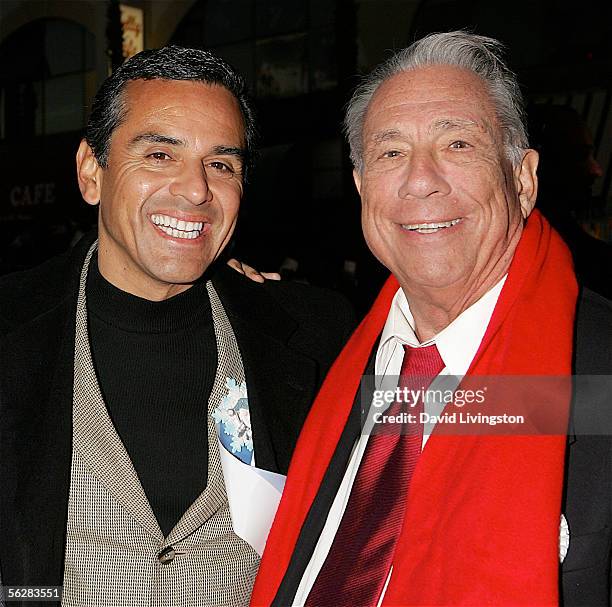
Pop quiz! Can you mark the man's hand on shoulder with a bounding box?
[227,259,281,283]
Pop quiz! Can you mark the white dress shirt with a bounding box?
[292,278,506,606]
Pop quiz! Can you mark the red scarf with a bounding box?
[252,210,578,606]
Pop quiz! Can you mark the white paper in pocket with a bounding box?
[218,437,286,556]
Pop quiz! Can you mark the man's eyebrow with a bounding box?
[211,145,246,163]
[430,118,480,132]
[371,129,402,144]
[128,136,246,162]
[370,129,402,145]
[128,132,185,147]
[369,120,481,144]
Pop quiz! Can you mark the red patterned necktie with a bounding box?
[305,343,445,607]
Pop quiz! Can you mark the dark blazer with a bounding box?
[0,232,355,595]
[264,288,612,607]
[561,288,612,606]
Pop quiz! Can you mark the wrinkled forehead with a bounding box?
[121,78,241,117]
[114,79,246,145]
[363,65,500,138]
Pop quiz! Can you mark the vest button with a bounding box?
[158,546,176,564]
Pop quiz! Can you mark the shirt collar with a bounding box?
[379,276,507,376]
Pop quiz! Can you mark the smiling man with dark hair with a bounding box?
[0,46,353,607]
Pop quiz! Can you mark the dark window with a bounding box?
[172,0,338,100]
[0,18,96,140]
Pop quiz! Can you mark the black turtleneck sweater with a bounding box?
[86,256,217,536]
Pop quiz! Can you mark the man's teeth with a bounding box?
[401,218,461,233]
[151,214,204,239]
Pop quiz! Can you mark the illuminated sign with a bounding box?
[120,5,144,59]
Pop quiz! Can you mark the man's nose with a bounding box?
[397,151,451,200]
[169,161,212,205]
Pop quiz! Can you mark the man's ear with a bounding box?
[515,148,539,219]
[76,139,102,206]
[353,169,362,196]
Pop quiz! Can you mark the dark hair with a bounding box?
[85,45,257,180]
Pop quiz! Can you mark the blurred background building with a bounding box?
[1,0,611,310]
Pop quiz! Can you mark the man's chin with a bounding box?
[148,262,212,290]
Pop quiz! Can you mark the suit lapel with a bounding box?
[0,235,96,587]
[211,266,319,475]
[72,248,163,539]
[271,344,378,606]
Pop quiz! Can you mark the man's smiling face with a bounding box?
[354,64,537,307]
[79,78,245,300]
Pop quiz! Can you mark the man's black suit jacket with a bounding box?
[0,232,354,593]
[562,288,612,605]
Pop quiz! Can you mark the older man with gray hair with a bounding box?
[251,31,612,606]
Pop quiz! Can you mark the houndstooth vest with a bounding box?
[61,244,259,607]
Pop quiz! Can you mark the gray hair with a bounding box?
[344,31,528,172]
